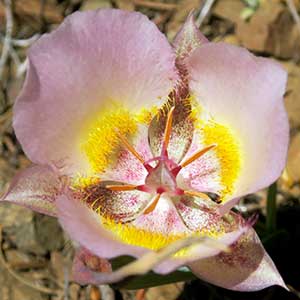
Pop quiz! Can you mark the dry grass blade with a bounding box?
[286,0,300,35]
[0,0,13,80]
[196,0,216,27]
[133,0,177,10]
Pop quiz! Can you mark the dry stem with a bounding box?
[0,0,13,80]
[286,0,300,36]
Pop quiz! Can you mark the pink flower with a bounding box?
[1,9,289,291]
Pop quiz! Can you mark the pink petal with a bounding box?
[155,217,250,274]
[176,133,223,195]
[173,11,208,59]
[56,193,147,259]
[14,9,178,175]
[56,192,249,277]
[123,196,251,274]
[1,165,60,216]
[186,42,289,199]
[101,125,151,185]
[174,195,221,232]
[188,228,286,291]
[131,196,189,236]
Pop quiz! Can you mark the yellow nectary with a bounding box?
[100,215,225,257]
[80,103,157,175]
[201,120,241,201]
[81,103,138,173]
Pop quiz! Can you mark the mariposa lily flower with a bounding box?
[1,9,289,291]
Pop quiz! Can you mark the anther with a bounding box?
[180,144,216,168]
[183,190,213,202]
[171,144,216,177]
[106,184,138,192]
[116,131,152,171]
[161,106,175,157]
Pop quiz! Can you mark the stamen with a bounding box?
[117,132,145,165]
[106,184,137,192]
[117,131,153,172]
[91,196,104,210]
[144,194,161,215]
[180,144,216,168]
[184,190,212,202]
[162,106,175,155]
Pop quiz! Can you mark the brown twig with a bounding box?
[286,0,300,36]
[133,0,177,11]
[0,34,40,47]
[0,0,13,80]
[0,6,39,79]
[0,225,62,295]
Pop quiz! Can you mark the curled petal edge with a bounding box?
[173,11,208,59]
[1,164,61,217]
[188,228,287,291]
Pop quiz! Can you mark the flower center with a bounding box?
[106,106,217,214]
[144,159,178,195]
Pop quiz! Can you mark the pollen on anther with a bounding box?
[162,106,175,153]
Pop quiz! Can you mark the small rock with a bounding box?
[213,0,244,24]
[0,202,33,228]
[14,216,47,255]
[145,283,184,300]
[69,283,81,300]
[35,214,65,252]
[235,0,300,60]
[0,204,46,255]
[236,0,283,53]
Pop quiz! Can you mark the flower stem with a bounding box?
[266,181,277,233]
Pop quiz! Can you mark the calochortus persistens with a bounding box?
[1,9,289,291]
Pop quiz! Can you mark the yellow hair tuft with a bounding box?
[80,103,138,173]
